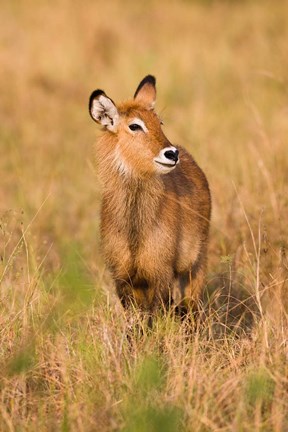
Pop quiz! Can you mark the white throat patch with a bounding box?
[113,145,130,176]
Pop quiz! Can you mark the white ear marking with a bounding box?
[90,93,119,132]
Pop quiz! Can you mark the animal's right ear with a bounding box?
[89,90,119,132]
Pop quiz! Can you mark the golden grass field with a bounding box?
[0,0,288,430]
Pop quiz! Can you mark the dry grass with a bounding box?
[0,0,288,430]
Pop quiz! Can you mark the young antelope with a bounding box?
[89,75,211,314]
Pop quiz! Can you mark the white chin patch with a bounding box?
[153,146,179,174]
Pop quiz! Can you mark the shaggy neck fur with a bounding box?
[96,133,164,252]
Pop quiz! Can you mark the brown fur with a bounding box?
[90,77,211,313]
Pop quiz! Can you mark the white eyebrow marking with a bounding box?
[128,118,148,133]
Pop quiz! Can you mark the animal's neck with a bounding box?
[100,159,163,242]
[97,135,164,247]
[103,168,163,219]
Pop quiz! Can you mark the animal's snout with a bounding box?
[164,149,179,163]
[154,146,180,172]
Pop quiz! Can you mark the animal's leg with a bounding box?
[133,279,173,313]
[132,279,155,311]
[177,262,206,317]
[133,281,173,330]
[116,280,134,309]
[117,276,173,315]
[154,282,174,311]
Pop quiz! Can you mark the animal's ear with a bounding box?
[89,90,119,132]
[134,75,156,109]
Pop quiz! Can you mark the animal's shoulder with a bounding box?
[163,146,208,197]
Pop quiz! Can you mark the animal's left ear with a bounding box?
[134,75,156,109]
[89,90,119,132]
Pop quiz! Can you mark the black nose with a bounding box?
[164,149,179,163]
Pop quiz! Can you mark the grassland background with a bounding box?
[0,0,288,431]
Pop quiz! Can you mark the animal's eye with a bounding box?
[129,123,143,132]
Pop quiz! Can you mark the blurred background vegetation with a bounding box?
[0,0,287,430]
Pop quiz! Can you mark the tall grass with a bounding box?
[0,0,287,430]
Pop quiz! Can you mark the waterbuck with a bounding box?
[89,75,211,315]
